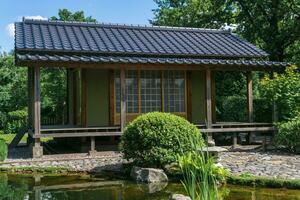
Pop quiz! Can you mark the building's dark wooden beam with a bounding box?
[206,69,212,128]
[211,71,216,123]
[246,71,255,144]
[205,69,215,145]
[120,68,126,132]
[32,132,122,138]
[81,69,87,127]
[247,71,254,123]
[32,66,43,157]
[19,62,282,72]
[33,66,41,136]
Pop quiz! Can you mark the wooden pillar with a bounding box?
[211,71,216,123]
[32,66,43,158]
[27,67,34,145]
[206,69,214,146]
[81,69,87,127]
[271,72,278,144]
[120,68,126,132]
[247,71,255,144]
[90,136,95,152]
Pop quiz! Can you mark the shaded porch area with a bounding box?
[21,65,277,157]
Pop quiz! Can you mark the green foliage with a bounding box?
[176,134,228,200]
[0,54,27,129]
[152,0,234,28]
[51,9,97,22]
[41,68,67,124]
[275,114,300,154]
[260,65,300,121]
[0,174,28,200]
[217,96,272,122]
[0,139,8,161]
[3,109,27,134]
[178,152,219,200]
[120,112,205,167]
[228,175,300,189]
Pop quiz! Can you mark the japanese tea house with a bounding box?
[13,19,287,157]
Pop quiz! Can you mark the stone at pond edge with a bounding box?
[169,194,191,200]
[137,182,168,193]
[130,166,168,183]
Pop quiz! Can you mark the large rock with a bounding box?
[130,166,168,183]
[169,194,191,200]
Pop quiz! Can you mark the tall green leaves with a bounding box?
[177,134,220,200]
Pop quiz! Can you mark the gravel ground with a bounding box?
[219,151,300,179]
[2,146,300,179]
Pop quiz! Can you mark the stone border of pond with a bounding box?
[1,148,300,189]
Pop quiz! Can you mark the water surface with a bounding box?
[0,173,299,200]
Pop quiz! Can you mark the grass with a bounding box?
[0,133,53,144]
[227,175,300,189]
[0,166,72,174]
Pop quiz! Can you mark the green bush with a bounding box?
[120,112,205,167]
[217,96,272,122]
[275,114,300,154]
[3,109,27,134]
[0,139,8,161]
[260,65,300,120]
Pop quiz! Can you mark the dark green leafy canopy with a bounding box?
[152,0,300,64]
[51,9,97,22]
[152,0,234,28]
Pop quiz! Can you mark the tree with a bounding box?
[51,9,97,22]
[260,65,300,121]
[0,53,27,130]
[152,0,300,64]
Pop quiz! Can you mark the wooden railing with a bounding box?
[196,122,275,133]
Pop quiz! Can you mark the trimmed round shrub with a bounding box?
[0,139,8,161]
[120,112,205,167]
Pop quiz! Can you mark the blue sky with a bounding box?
[0,0,157,52]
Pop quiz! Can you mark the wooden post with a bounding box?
[90,136,95,152]
[271,72,278,145]
[81,69,87,127]
[206,69,214,146]
[120,69,126,132]
[233,133,238,149]
[211,71,216,123]
[247,71,255,144]
[27,67,34,146]
[32,66,43,158]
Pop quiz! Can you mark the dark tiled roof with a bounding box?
[16,53,287,69]
[15,19,268,59]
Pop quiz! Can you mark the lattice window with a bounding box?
[115,70,185,115]
[115,70,138,113]
[164,71,185,112]
[141,70,161,112]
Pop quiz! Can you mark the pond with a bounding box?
[0,173,299,200]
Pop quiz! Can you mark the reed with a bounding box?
[177,134,219,200]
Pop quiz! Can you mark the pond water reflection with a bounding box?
[0,173,299,200]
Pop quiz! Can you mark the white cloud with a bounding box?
[6,23,15,38]
[222,23,238,32]
[5,15,48,38]
[22,15,48,21]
